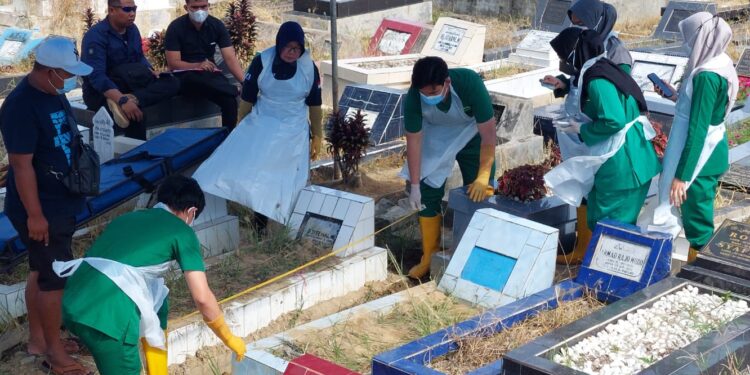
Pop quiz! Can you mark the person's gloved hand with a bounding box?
[408,183,422,211]
[205,314,246,359]
[310,135,322,160]
[467,144,495,202]
[237,100,253,122]
[309,106,324,160]
[554,119,582,134]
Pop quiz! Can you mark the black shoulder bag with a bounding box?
[61,120,101,196]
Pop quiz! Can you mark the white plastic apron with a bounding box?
[193,47,313,223]
[545,115,655,207]
[557,54,606,161]
[53,258,172,349]
[638,57,729,237]
[399,84,478,188]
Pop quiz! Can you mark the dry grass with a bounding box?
[282,287,481,373]
[617,16,662,41]
[479,64,533,81]
[430,295,604,374]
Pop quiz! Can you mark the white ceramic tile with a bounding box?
[333,225,355,253]
[293,189,313,214]
[344,201,365,226]
[502,246,539,299]
[467,210,491,230]
[360,200,375,219]
[332,199,350,220]
[476,219,530,259]
[526,228,550,250]
[289,213,304,233]
[307,192,326,214]
[444,227,482,276]
[320,195,338,217]
[524,250,556,296]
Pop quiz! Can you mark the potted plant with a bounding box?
[448,142,577,253]
[326,109,371,187]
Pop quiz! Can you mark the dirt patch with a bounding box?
[311,153,406,201]
[168,273,412,375]
[618,16,662,41]
[276,284,481,373]
[429,296,604,374]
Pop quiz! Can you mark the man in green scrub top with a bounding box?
[58,176,245,375]
[403,56,496,279]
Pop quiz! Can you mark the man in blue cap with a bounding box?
[0,37,93,374]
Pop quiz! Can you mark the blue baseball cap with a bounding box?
[34,36,92,76]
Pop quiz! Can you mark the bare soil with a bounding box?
[429,296,604,374]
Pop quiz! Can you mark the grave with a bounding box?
[320,17,494,106]
[678,219,750,296]
[437,208,558,308]
[503,277,750,374]
[367,18,430,56]
[720,155,750,191]
[333,84,406,147]
[631,0,717,57]
[507,30,559,68]
[575,220,673,301]
[283,0,432,36]
[736,47,750,78]
[533,0,577,33]
[290,185,374,258]
[0,27,42,65]
[191,193,240,259]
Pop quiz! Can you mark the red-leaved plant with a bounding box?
[650,119,668,158]
[146,31,167,70]
[224,0,258,67]
[326,109,371,185]
[496,164,550,202]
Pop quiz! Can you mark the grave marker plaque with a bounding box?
[653,1,717,41]
[576,220,673,301]
[368,18,428,56]
[92,107,114,163]
[432,24,466,55]
[296,212,343,250]
[720,157,750,190]
[420,17,486,65]
[737,48,750,77]
[692,220,750,280]
[534,0,576,32]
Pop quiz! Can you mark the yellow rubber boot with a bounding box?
[687,247,699,263]
[408,215,442,279]
[557,205,592,265]
[141,336,168,375]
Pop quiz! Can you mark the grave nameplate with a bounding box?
[534,0,577,32]
[438,208,558,308]
[296,212,343,250]
[368,18,428,56]
[420,17,486,66]
[335,84,405,145]
[92,107,115,163]
[737,48,750,77]
[720,157,750,190]
[653,1,717,41]
[432,24,466,55]
[576,220,673,301]
[694,220,750,279]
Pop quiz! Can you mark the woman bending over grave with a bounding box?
[643,13,737,262]
[545,28,661,249]
[541,0,633,264]
[192,21,322,228]
[54,176,245,375]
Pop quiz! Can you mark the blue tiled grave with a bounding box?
[333,84,406,146]
[0,27,43,65]
[575,220,673,302]
[438,208,558,308]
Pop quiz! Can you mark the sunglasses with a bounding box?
[115,5,138,13]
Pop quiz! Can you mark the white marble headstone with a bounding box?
[438,208,558,308]
[92,107,115,163]
[508,30,559,68]
[421,17,486,66]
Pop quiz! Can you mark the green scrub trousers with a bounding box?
[66,321,142,375]
[682,174,721,249]
[419,134,496,217]
[587,182,651,231]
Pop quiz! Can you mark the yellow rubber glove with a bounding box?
[309,105,323,160]
[467,144,495,202]
[141,336,168,375]
[237,100,253,123]
[205,314,246,359]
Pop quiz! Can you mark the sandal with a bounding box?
[40,360,93,375]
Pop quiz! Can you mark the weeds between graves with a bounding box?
[429,294,605,374]
[479,64,533,81]
[728,119,750,147]
[617,16,662,41]
[431,9,530,50]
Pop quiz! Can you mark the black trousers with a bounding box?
[176,71,239,128]
[83,63,181,140]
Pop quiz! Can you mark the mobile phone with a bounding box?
[648,73,674,98]
[539,78,556,90]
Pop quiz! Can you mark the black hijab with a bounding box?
[550,28,647,112]
[271,21,306,79]
[568,0,632,67]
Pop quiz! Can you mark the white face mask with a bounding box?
[154,202,197,226]
[189,9,208,23]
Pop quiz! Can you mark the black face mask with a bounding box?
[559,60,578,76]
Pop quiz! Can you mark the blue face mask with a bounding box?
[51,70,77,95]
[420,85,446,106]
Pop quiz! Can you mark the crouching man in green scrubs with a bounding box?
[55,176,245,375]
[402,56,496,279]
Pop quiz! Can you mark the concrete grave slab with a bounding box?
[508,30,559,68]
[576,220,673,302]
[420,17,486,66]
[291,186,374,257]
[0,27,42,65]
[368,18,429,56]
[653,1,717,41]
[335,84,406,146]
[438,208,558,308]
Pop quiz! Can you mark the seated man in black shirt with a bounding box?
[164,0,245,128]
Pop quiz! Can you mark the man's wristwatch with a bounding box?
[118,96,129,106]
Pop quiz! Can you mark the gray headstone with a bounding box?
[736,48,750,77]
[533,0,578,32]
[653,1,717,41]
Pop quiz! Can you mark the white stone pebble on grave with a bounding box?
[554,285,750,374]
